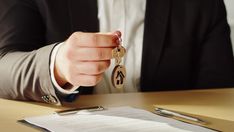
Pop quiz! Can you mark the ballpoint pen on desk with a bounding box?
[56,106,105,116]
[154,107,207,125]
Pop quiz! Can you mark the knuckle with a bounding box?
[68,32,83,47]
[90,34,98,46]
[64,46,82,61]
[74,48,83,60]
[63,42,77,61]
[96,49,104,59]
[72,32,82,38]
[92,61,109,74]
[92,64,101,74]
[64,49,74,61]
[69,32,78,44]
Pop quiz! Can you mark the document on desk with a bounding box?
[22,106,215,132]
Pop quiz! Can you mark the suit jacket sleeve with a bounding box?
[0,0,61,105]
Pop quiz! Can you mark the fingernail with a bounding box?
[112,35,118,45]
[114,31,121,37]
[115,36,122,45]
[113,35,121,45]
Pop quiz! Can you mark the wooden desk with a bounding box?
[1,88,234,132]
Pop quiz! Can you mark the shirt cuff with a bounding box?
[50,42,79,95]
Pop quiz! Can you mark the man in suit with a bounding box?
[0,0,234,105]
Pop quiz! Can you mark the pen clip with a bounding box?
[56,106,105,116]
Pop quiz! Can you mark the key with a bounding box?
[115,56,121,65]
[111,35,126,89]
[112,45,126,58]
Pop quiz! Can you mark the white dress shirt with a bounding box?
[50,0,146,94]
[95,0,146,93]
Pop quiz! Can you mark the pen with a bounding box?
[154,107,206,124]
[56,106,105,116]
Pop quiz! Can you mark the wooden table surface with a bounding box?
[1,88,234,132]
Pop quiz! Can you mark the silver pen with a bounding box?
[154,107,206,124]
[56,106,105,116]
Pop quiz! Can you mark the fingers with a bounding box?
[66,61,110,86]
[114,30,121,37]
[67,48,113,61]
[65,31,121,61]
[75,60,110,75]
[54,31,121,87]
[68,74,103,86]
[70,32,120,48]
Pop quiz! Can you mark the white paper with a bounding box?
[23,106,215,132]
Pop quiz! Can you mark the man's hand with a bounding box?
[54,31,121,89]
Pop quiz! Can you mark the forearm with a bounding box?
[0,44,60,105]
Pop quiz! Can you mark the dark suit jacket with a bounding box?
[0,0,234,104]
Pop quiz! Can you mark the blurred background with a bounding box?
[224,0,234,51]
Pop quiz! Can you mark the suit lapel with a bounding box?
[68,0,99,32]
[140,0,171,91]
